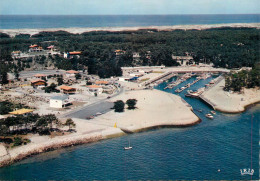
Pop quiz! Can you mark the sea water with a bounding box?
[0,76,259,180]
[0,14,260,29]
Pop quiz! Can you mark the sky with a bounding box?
[0,0,259,15]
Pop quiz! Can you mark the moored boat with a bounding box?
[205,113,214,119]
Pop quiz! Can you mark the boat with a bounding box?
[124,140,132,150]
[210,111,216,114]
[205,113,214,119]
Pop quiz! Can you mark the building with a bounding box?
[86,85,103,95]
[95,81,109,85]
[49,95,69,108]
[9,108,34,116]
[64,51,82,59]
[34,74,47,79]
[114,50,125,56]
[11,51,21,58]
[47,45,55,51]
[31,79,46,87]
[172,55,194,66]
[59,85,76,94]
[65,70,79,79]
[29,44,43,52]
[133,52,141,61]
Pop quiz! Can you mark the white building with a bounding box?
[50,95,69,108]
[86,85,103,95]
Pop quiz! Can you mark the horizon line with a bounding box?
[1,13,260,16]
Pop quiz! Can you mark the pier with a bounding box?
[198,75,225,109]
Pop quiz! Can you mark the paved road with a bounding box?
[65,101,114,119]
[20,70,66,78]
[63,87,124,119]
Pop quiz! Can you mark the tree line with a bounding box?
[0,28,259,81]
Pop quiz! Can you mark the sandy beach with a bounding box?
[1,23,260,37]
[201,79,260,113]
[0,89,199,167]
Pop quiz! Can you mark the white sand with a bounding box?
[94,89,199,132]
[201,79,260,113]
[1,23,259,37]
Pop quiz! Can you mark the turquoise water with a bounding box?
[0,14,260,29]
[0,76,259,180]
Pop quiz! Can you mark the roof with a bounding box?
[9,109,34,115]
[31,79,46,83]
[29,44,38,48]
[51,95,68,101]
[69,51,82,55]
[66,70,79,74]
[87,85,102,88]
[59,85,76,90]
[47,45,54,49]
[12,51,21,54]
[95,81,109,85]
[114,49,124,52]
[34,74,46,77]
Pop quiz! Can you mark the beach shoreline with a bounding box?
[1,23,259,37]
[201,79,260,113]
[0,89,200,168]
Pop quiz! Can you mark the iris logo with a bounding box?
[240,168,254,176]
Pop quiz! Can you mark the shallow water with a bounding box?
[0,75,259,180]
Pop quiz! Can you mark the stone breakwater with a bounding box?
[0,135,102,168]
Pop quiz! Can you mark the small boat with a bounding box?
[124,140,132,150]
[205,113,214,119]
[210,111,216,114]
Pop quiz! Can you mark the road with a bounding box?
[19,70,66,78]
[63,86,124,119]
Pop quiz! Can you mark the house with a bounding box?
[31,79,46,87]
[49,95,69,108]
[95,81,109,85]
[34,74,47,79]
[59,85,76,94]
[11,51,21,58]
[47,45,55,51]
[29,44,43,52]
[9,108,34,116]
[65,70,79,79]
[64,51,82,59]
[172,55,194,66]
[114,49,125,56]
[133,52,141,61]
[86,85,103,95]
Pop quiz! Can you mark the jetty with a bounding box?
[198,75,225,109]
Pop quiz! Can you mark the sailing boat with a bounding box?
[124,140,132,150]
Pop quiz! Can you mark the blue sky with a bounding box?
[0,0,259,15]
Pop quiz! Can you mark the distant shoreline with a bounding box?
[1,23,259,37]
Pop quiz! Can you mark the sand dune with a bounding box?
[1,23,259,37]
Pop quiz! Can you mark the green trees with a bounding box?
[0,113,61,137]
[126,99,137,109]
[57,77,63,85]
[113,100,125,112]
[64,118,76,130]
[224,65,260,92]
[114,99,138,112]
[44,83,60,93]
